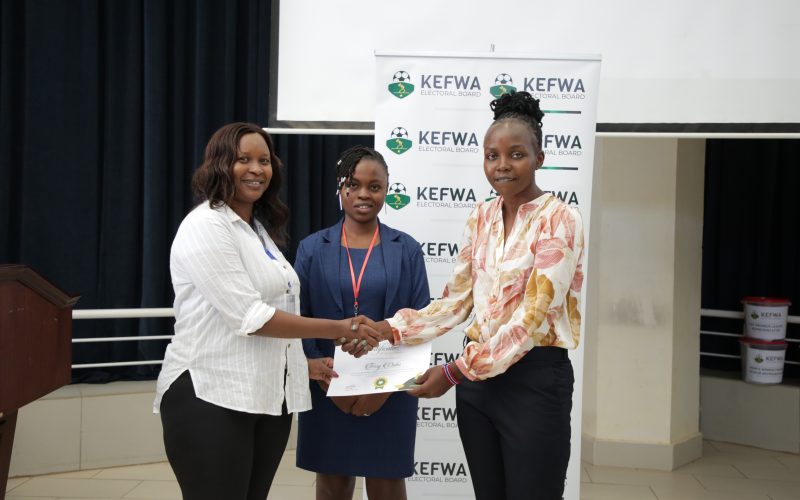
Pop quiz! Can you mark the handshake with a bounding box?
[333,315,393,358]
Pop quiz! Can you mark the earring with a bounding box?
[338,194,343,211]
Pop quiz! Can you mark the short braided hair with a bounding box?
[335,145,389,193]
[489,91,545,151]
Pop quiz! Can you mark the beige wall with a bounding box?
[581,137,705,470]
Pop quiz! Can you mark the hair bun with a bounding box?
[490,91,544,125]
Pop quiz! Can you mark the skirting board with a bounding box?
[699,373,800,453]
[581,432,703,471]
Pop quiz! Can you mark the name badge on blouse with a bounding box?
[274,289,299,316]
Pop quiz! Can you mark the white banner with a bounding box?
[374,51,600,499]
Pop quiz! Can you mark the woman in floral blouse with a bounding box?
[365,91,585,500]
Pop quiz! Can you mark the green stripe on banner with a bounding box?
[541,166,579,171]
[543,110,582,114]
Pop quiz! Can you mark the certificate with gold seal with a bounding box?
[326,341,432,396]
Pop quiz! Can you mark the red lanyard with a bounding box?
[341,224,380,317]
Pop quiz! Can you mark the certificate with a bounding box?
[326,341,432,396]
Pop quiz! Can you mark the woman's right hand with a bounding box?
[338,318,394,356]
[334,316,382,357]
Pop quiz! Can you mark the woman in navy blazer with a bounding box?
[294,146,430,500]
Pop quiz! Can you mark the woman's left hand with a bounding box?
[350,393,391,417]
[307,357,338,384]
[408,365,455,399]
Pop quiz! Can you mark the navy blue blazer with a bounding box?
[294,220,431,359]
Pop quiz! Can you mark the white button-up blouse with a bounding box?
[153,202,310,415]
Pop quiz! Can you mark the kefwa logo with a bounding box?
[417,129,479,153]
[386,183,410,210]
[412,461,468,480]
[386,127,412,155]
[490,73,517,98]
[419,73,482,97]
[542,134,583,156]
[523,76,586,100]
[388,70,414,99]
[420,242,460,264]
[416,186,477,209]
[417,406,458,429]
[545,190,580,205]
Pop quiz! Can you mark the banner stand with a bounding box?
[374,51,601,499]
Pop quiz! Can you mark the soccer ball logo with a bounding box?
[390,127,409,139]
[490,72,517,98]
[495,73,513,85]
[393,70,411,82]
[386,126,412,155]
[389,70,415,99]
[386,182,410,210]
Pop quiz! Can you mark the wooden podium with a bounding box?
[0,265,78,499]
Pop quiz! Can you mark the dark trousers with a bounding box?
[456,347,574,500]
[160,371,292,500]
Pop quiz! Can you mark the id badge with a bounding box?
[274,292,299,316]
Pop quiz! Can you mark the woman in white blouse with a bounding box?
[153,123,379,500]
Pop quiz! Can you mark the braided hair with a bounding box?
[335,145,389,196]
[489,91,545,151]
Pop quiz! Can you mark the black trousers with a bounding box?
[160,371,292,500]
[456,347,574,500]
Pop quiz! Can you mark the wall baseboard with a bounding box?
[581,432,703,471]
[700,372,800,454]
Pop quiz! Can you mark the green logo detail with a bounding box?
[389,70,415,99]
[490,73,517,98]
[387,183,410,210]
[387,127,412,155]
[750,312,759,320]
[373,377,387,390]
[485,189,499,202]
[755,355,764,364]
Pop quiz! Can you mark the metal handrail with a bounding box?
[72,308,174,319]
[701,308,800,323]
[71,308,175,368]
[68,307,797,368]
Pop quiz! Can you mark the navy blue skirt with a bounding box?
[296,381,418,478]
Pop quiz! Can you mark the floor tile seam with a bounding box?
[696,473,800,489]
[690,472,714,492]
[582,479,662,488]
[101,478,176,483]
[729,463,750,478]
[5,477,32,493]
[731,459,800,482]
[24,476,142,484]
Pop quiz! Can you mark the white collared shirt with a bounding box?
[153,202,310,415]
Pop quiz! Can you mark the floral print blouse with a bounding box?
[387,192,585,381]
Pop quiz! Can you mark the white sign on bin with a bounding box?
[742,297,791,341]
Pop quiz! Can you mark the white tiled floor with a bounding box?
[6,441,800,499]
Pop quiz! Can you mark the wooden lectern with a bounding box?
[0,265,78,499]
